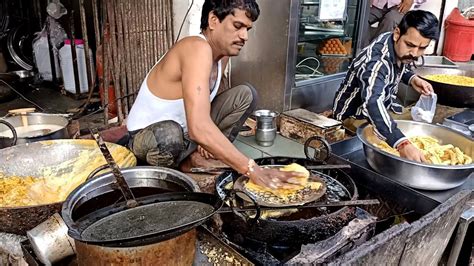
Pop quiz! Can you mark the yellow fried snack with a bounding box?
[424,74,474,87]
[244,163,323,205]
[279,163,310,186]
[374,136,472,165]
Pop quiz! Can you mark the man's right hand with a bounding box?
[248,166,304,189]
[398,142,427,163]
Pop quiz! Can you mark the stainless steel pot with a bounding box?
[0,112,70,148]
[357,120,473,190]
[27,213,76,265]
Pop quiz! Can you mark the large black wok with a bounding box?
[0,140,136,235]
[414,67,474,108]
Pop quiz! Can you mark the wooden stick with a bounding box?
[146,0,152,69]
[114,0,129,115]
[159,0,164,56]
[102,0,110,124]
[107,0,124,123]
[121,0,133,110]
[168,0,174,45]
[151,0,157,63]
[130,0,138,103]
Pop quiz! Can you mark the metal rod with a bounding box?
[190,164,352,174]
[218,199,380,213]
[89,128,138,208]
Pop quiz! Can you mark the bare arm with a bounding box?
[181,43,300,188]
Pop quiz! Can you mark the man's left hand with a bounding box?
[398,0,413,14]
[411,75,434,96]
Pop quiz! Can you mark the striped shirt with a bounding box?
[332,32,415,147]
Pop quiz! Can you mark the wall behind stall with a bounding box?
[173,0,203,40]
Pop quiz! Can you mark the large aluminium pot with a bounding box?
[357,120,473,190]
[0,112,70,148]
[62,166,201,265]
[414,67,474,108]
[0,139,136,234]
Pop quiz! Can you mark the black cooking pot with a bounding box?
[0,112,70,148]
[62,166,204,247]
[414,67,474,108]
[216,156,359,246]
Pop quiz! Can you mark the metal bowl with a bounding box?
[357,120,473,190]
[414,67,474,108]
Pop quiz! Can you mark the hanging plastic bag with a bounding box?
[32,17,67,81]
[411,93,437,123]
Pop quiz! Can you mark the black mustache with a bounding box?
[401,55,418,61]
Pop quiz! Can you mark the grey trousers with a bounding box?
[128,83,258,167]
[362,5,404,47]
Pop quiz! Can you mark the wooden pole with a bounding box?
[102,0,110,124]
[107,0,124,123]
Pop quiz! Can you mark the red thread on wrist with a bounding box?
[396,140,410,151]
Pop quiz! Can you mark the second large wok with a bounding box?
[0,139,136,234]
[414,67,474,108]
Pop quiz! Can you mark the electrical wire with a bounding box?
[174,0,195,44]
[0,79,45,111]
[295,56,324,78]
[76,91,139,120]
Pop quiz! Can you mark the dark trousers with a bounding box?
[128,83,258,167]
[362,5,404,47]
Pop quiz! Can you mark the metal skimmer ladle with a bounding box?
[90,128,138,208]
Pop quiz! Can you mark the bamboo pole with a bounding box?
[146,0,152,69]
[168,0,174,46]
[114,0,129,115]
[151,0,157,63]
[133,0,143,93]
[158,0,164,57]
[130,0,139,101]
[102,0,110,124]
[107,0,124,123]
[121,0,134,109]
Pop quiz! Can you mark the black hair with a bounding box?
[200,0,260,30]
[398,10,439,40]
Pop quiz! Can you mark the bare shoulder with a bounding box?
[174,36,213,61]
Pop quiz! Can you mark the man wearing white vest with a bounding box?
[126,0,301,189]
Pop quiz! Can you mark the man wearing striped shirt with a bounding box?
[332,10,438,162]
